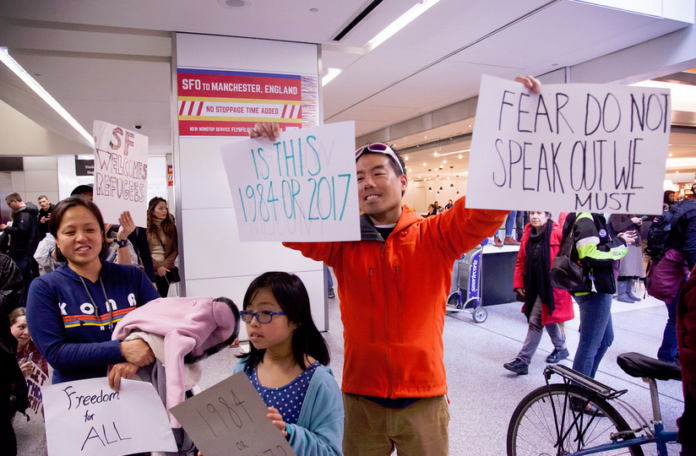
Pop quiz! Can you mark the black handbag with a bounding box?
[159,237,180,283]
[166,266,181,283]
[550,224,590,293]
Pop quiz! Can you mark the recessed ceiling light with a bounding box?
[459,155,462,159]
[365,0,441,52]
[669,153,673,157]
[468,125,472,127]
[405,156,409,160]
[443,160,447,164]
[434,152,438,157]
[424,136,427,139]
[218,0,253,8]
[423,162,426,166]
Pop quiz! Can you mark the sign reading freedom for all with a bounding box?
[221,122,360,242]
[466,75,671,215]
[42,378,176,456]
[170,371,296,456]
[93,121,149,227]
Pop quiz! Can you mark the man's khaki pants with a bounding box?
[343,393,450,456]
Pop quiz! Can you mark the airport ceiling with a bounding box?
[0,0,694,156]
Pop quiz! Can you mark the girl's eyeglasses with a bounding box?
[355,143,405,176]
[240,310,286,324]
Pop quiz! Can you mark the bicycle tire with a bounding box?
[507,383,644,456]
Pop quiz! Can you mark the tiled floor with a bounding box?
[14,285,685,455]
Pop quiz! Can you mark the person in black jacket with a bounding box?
[0,285,28,456]
[562,212,635,381]
[36,195,55,239]
[0,193,41,306]
[0,253,24,316]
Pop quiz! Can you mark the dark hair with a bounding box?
[5,192,22,203]
[9,307,26,326]
[238,272,329,372]
[38,195,48,201]
[147,197,177,241]
[357,147,407,197]
[664,190,675,204]
[358,149,406,179]
[49,196,109,263]
[184,297,240,364]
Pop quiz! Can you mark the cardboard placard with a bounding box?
[221,121,360,242]
[42,378,177,456]
[170,371,296,456]
[93,121,149,227]
[466,75,671,214]
[25,361,48,417]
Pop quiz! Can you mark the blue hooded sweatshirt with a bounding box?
[26,261,161,383]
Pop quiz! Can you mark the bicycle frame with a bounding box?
[542,365,678,456]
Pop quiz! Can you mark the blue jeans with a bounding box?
[325,264,334,291]
[505,211,517,237]
[657,290,679,363]
[572,292,614,379]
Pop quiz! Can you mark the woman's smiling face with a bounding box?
[55,206,104,268]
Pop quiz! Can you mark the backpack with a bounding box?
[645,203,690,260]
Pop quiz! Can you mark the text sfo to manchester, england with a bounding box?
[492,90,669,212]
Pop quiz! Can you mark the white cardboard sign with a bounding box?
[93,121,149,227]
[466,75,671,215]
[170,371,296,456]
[42,378,177,456]
[221,121,360,242]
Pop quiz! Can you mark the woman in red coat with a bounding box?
[504,211,575,375]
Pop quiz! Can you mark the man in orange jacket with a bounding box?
[250,76,540,456]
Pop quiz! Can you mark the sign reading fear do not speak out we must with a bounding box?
[466,75,671,215]
[42,378,176,456]
[222,122,360,242]
[93,120,149,227]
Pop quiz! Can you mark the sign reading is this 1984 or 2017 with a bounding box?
[222,122,360,242]
[466,75,671,215]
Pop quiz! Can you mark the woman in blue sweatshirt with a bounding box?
[26,197,161,383]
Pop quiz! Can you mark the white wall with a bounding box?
[174,34,327,334]
[8,156,60,207]
[0,100,92,157]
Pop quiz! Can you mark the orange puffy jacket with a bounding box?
[284,198,507,399]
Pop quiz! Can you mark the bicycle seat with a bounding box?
[617,352,682,381]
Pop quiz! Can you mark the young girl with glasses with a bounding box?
[235,272,343,456]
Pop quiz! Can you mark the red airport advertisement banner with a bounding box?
[177,69,317,137]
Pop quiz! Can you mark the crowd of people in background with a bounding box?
[1,106,695,456]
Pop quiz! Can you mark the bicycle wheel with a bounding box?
[507,384,644,456]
